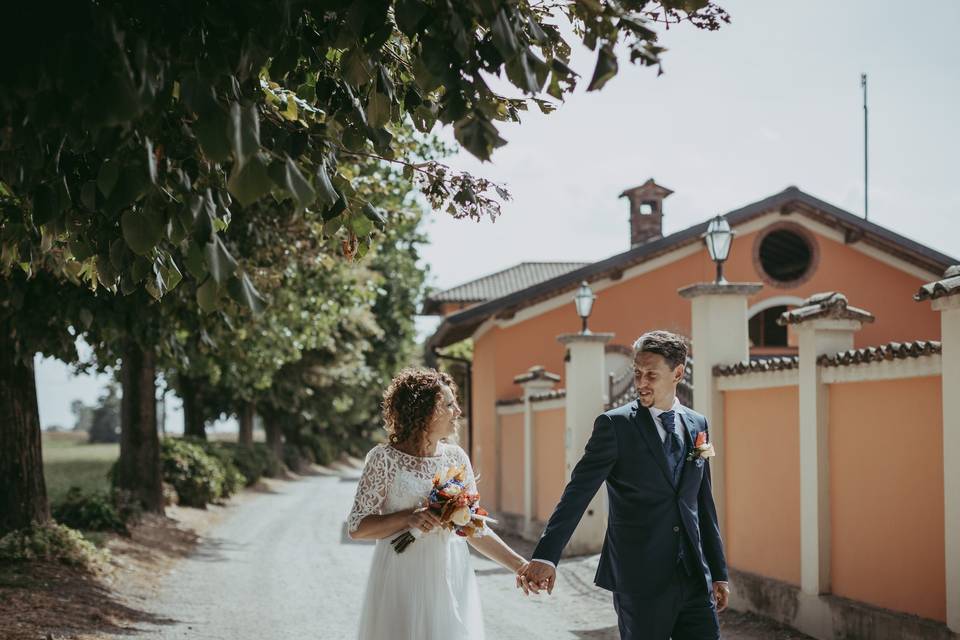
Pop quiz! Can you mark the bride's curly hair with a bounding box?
[382,368,458,452]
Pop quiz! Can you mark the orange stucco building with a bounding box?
[425,182,953,508]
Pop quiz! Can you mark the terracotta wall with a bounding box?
[473,331,499,508]
[498,412,524,515]
[533,406,566,522]
[828,376,945,622]
[723,386,802,586]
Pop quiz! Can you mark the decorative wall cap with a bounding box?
[817,340,941,367]
[914,265,960,301]
[678,282,763,299]
[495,397,524,407]
[513,365,561,384]
[557,332,615,345]
[713,356,799,377]
[530,388,567,403]
[777,292,875,326]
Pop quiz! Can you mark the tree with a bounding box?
[1,0,728,532]
[88,384,122,444]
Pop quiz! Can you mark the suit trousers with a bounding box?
[612,565,719,640]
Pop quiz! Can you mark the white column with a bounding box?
[917,272,960,632]
[678,282,762,535]
[514,366,560,540]
[557,332,614,555]
[936,297,960,632]
[794,318,862,596]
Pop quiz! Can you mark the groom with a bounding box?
[518,330,729,640]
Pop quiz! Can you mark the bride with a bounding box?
[347,368,529,639]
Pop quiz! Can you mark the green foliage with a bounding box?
[158,438,232,508]
[216,443,281,486]
[51,487,135,534]
[183,438,246,496]
[1,0,728,316]
[87,384,121,444]
[0,522,107,569]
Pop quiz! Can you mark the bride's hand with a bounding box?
[406,507,442,533]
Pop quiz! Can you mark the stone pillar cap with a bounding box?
[513,365,561,385]
[557,332,615,345]
[678,282,763,299]
[777,292,875,326]
[914,265,960,302]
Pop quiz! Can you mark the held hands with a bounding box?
[406,506,442,534]
[515,561,556,596]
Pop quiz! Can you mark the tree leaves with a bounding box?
[454,115,507,162]
[229,102,260,168]
[226,273,266,316]
[315,162,339,209]
[193,109,231,163]
[366,92,391,129]
[227,155,272,207]
[97,161,120,198]
[587,45,619,92]
[204,237,238,285]
[121,209,164,255]
[269,157,316,214]
[196,277,219,313]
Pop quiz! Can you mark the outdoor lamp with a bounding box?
[574,281,596,334]
[703,215,734,284]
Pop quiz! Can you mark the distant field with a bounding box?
[42,432,119,503]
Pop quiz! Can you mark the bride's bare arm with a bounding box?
[467,528,527,574]
[348,508,443,541]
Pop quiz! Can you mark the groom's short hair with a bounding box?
[632,330,688,370]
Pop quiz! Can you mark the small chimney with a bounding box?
[619,179,674,248]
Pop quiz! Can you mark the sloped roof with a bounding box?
[427,186,958,350]
[422,262,589,315]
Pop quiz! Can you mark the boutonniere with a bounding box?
[687,431,716,464]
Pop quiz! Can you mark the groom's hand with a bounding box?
[517,561,555,596]
[712,581,730,612]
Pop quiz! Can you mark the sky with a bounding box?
[35,0,960,430]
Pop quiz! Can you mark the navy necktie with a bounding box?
[661,410,683,482]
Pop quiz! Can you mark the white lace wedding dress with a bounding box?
[347,442,484,640]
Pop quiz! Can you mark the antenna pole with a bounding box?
[861,73,868,221]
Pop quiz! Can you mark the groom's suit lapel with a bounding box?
[631,401,675,487]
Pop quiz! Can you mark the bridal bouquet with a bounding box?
[391,465,496,553]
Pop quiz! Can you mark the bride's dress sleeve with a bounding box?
[454,445,479,495]
[347,445,395,534]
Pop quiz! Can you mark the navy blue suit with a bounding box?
[532,400,728,639]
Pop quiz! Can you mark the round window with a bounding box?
[758,228,813,284]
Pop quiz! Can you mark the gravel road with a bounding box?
[110,469,808,639]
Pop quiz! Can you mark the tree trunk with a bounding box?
[265,418,283,460]
[0,336,50,535]
[238,401,255,448]
[179,376,206,440]
[117,342,164,514]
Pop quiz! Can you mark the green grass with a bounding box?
[42,432,119,504]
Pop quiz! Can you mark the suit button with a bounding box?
[673,526,680,533]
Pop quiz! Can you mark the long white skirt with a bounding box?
[357,531,484,640]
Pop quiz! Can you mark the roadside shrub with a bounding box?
[282,443,311,473]
[183,438,245,498]
[0,522,107,569]
[160,438,228,507]
[51,488,127,533]
[258,444,283,478]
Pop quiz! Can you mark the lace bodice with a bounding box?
[347,442,477,533]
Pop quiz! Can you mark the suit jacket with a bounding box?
[532,400,728,597]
